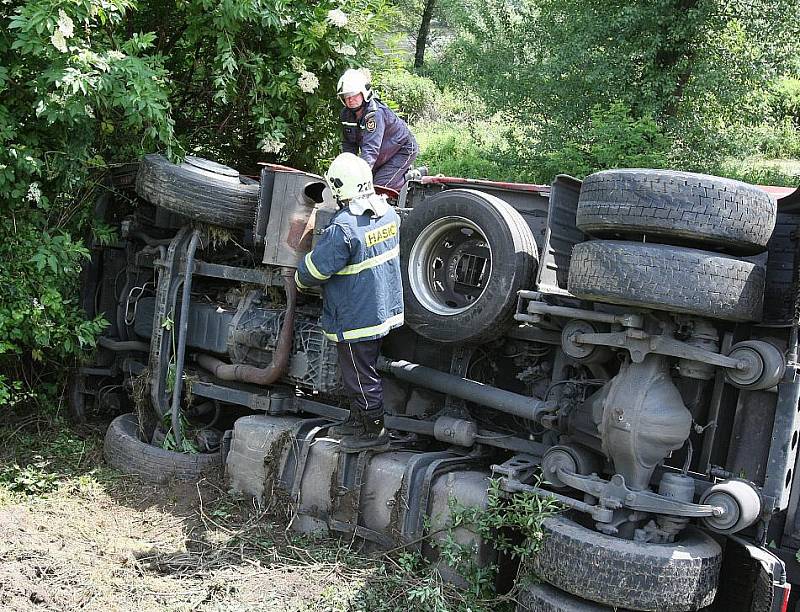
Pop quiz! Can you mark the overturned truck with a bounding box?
[75,153,800,611]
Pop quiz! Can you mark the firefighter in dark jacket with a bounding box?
[295,152,404,450]
[337,68,418,192]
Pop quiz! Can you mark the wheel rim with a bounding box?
[408,216,492,316]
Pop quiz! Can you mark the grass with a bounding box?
[0,414,538,611]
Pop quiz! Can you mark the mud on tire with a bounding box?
[531,515,721,612]
[135,154,259,229]
[568,240,765,322]
[104,413,221,484]
[575,169,776,255]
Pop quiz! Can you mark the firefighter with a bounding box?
[337,68,418,192]
[295,153,403,450]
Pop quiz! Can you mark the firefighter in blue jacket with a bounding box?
[295,153,404,450]
[337,69,418,192]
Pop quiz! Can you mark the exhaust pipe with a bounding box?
[197,267,297,385]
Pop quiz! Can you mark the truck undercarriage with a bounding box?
[76,155,800,611]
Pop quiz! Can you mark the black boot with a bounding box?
[328,407,364,438]
[340,409,389,452]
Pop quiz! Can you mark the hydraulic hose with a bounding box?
[170,229,202,449]
[377,358,545,421]
[196,267,297,385]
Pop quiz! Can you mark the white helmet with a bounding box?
[336,68,372,105]
[325,153,375,201]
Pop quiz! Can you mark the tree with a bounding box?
[0,0,393,409]
[414,0,436,68]
[433,0,800,158]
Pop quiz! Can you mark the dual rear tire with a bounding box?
[569,169,775,322]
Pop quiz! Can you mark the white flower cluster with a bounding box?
[333,43,356,56]
[326,9,348,28]
[290,56,306,73]
[259,137,285,154]
[26,182,42,204]
[51,9,74,53]
[57,9,74,38]
[298,70,319,93]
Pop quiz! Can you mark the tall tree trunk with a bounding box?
[414,0,436,69]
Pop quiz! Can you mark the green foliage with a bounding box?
[426,0,800,174]
[0,424,107,500]
[772,78,800,125]
[130,0,394,171]
[375,69,440,122]
[536,103,672,181]
[1,0,394,410]
[352,479,559,612]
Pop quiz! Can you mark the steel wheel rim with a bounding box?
[408,216,492,316]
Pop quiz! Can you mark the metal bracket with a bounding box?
[491,454,541,484]
[575,329,742,368]
[516,292,644,328]
[557,471,724,519]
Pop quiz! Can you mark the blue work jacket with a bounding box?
[340,98,416,169]
[295,201,404,343]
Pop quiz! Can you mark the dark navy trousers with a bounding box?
[336,338,384,414]
[373,146,418,192]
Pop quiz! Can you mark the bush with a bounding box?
[415,118,538,182]
[0,0,393,410]
[534,103,671,181]
[772,77,800,125]
[375,69,441,123]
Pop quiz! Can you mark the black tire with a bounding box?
[531,516,721,611]
[104,413,221,483]
[576,169,776,255]
[517,579,622,611]
[568,240,765,322]
[135,154,259,229]
[400,189,538,344]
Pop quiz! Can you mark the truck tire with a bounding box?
[135,154,259,229]
[401,189,538,344]
[576,169,776,255]
[568,240,765,322]
[517,580,623,611]
[531,516,721,611]
[104,413,221,484]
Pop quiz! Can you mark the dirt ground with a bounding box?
[0,420,402,612]
[0,476,393,611]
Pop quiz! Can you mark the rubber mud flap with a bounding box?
[576,169,776,255]
[531,515,721,611]
[135,154,259,229]
[568,240,765,322]
[104,413,221,484]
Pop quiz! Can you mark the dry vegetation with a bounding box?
[0,416,517,612]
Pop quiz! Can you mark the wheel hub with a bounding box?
[408,216,492,316]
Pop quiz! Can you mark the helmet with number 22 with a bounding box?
[325,153,375,202]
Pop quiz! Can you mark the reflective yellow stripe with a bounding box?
[323,313,404,343]
[341,313,404,341]
[336,245,399,276]
[305,252,329,280]
[294,270,310,290]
